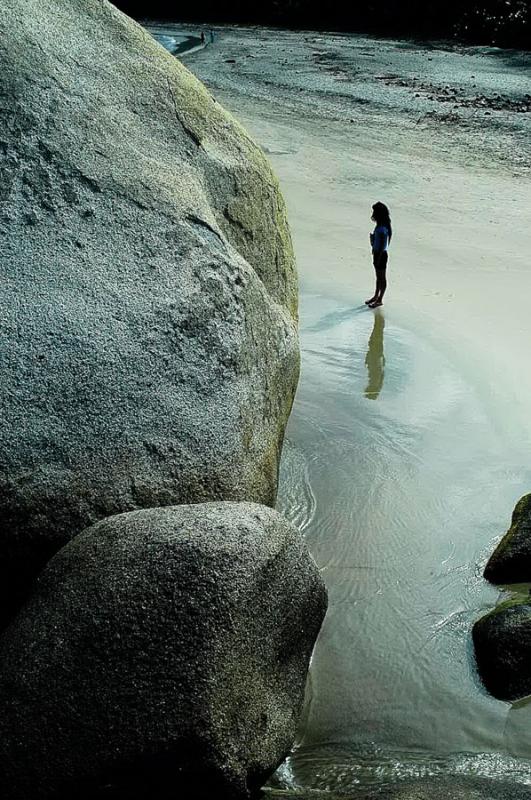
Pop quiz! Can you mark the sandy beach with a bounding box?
[150,23,531,790]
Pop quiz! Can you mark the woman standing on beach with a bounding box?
[366,202,392,308]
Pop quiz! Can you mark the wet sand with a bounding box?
[149,24,531,790]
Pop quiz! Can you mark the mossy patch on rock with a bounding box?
[473,597,531,702]
[484,494,531,585]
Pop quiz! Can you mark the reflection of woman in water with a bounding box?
[364,312,385,400]
[366,201,392,309]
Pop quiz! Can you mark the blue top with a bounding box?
[370,225,390,253]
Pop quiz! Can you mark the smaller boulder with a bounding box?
[484,494,531,584]
[0,502,327,800]
[473,598,531,701]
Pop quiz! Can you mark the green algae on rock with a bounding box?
[484,494,531,585]
[473,597,531,702]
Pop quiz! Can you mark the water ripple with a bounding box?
[269,744,531,792]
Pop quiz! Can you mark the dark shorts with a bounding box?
[373,251,388,270]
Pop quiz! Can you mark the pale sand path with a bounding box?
[182,27,531,445]
[274,117,531,445]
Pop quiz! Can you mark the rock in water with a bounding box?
[0,503,327,800]
[0,0,298,625]
[473,598,531,701]
[484,494,531,584]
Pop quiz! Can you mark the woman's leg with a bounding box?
[366,259,379,304]
[377,253,388,302]
[370,269,386,306]
[377,269,387,301]
[366,278,378,304]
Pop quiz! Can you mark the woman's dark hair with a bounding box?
[372,202,392,241]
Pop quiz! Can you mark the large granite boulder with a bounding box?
[473,598,531,701]
[484,494,531,585]
[0,502,327,800]
[0,0,298,625]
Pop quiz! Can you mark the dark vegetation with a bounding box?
[114,0,530,48]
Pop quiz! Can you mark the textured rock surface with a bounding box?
[473,598,531,701]
[0,502,327,800]
[484,494,531,585]
[266,776,531,799]
[0,0,298,624]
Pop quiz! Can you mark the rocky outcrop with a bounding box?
[473,494,531,700]
[0,0,298,625]
[472,598,531,702]
[0,502,327,800]
[484,494,531,585]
